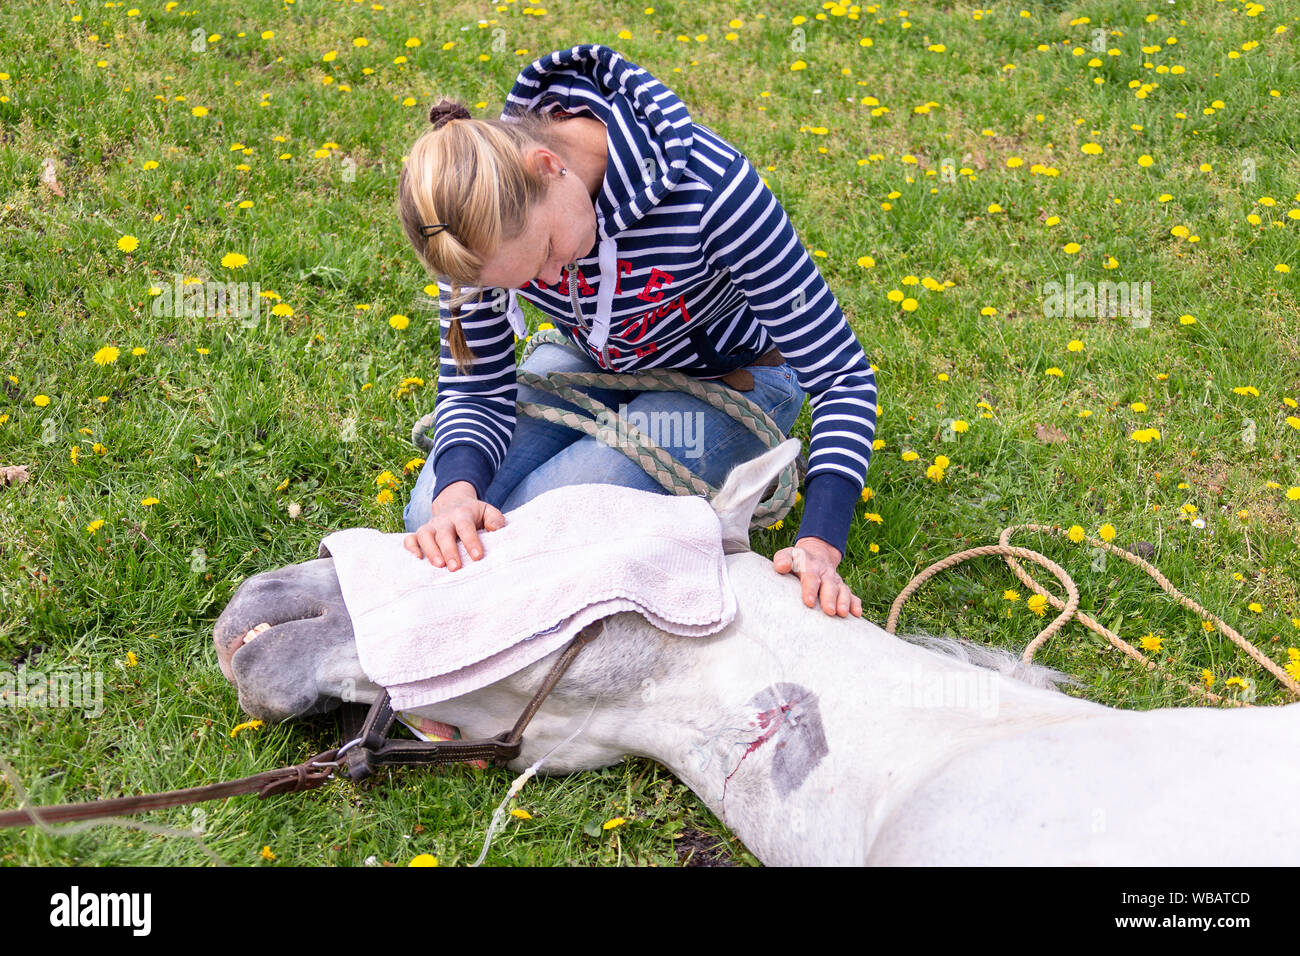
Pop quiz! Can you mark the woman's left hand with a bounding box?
[773,536,864,618]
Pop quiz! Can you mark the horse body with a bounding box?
[214,441,1300,865]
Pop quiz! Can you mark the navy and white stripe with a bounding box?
[430,44,877,556]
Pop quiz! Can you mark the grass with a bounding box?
[1,0,1298,866]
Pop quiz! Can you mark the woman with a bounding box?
[397,44,877,618]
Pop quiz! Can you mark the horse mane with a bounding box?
[893,630,1078,692]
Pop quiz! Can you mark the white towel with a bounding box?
[318,483,736,710]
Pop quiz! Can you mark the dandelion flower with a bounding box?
[230,719,264,737]
[117,235,139,253]
[408,854,438,866]
[93,345,120,365]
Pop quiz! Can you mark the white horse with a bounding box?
[214,441,1300,865]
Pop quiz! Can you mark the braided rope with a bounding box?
[412,328,799,530]
[885,524,1300,706]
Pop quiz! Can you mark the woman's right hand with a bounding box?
[403,480,507,571]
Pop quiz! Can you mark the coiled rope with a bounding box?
[884,523,1300,706]
[411,328,800,530]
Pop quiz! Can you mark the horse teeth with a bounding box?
[242,622,272,645]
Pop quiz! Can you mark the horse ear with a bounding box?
[710,438,802,553]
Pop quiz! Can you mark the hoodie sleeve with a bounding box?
[700,152,879,558]
[428,279,519,503]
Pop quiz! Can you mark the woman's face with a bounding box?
[476,146,599,290]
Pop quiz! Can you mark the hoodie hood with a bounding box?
[497,44,695,351]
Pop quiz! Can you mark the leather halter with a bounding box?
[0,624,601,829]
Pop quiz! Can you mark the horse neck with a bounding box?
[489,551,1097,865]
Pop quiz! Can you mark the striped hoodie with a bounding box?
[429,44,878,557]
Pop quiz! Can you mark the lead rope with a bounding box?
[885,523,1300,705]
[410,328,800,530]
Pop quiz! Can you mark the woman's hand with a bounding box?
[773,536,863,618]
[403,480,507,571]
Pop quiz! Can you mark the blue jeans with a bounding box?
[403,342,807,531]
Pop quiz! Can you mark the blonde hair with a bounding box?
[397,98,568,373]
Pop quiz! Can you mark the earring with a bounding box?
[560,168,568,176]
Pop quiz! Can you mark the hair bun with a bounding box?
[429,99,473,129]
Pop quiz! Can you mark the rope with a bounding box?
[885,524,1300,706]
[411,328,800,531]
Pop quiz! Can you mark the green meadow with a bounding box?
[1,0,1297,866]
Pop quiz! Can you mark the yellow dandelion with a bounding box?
[92,345,120,365]
[602,817,627,831]
[1138,632,1163,653]
[510,808,532,820]
[230,719,264,737]
[117,235,139,253]
[222,252,249,269]
[1026,594,1048,617]
[261,846,276,861]
[126,651,139,667]
[408,854,438,866]
[1002,589,1020,602]
[1097,524,1116,542]
[390,314,410,330]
